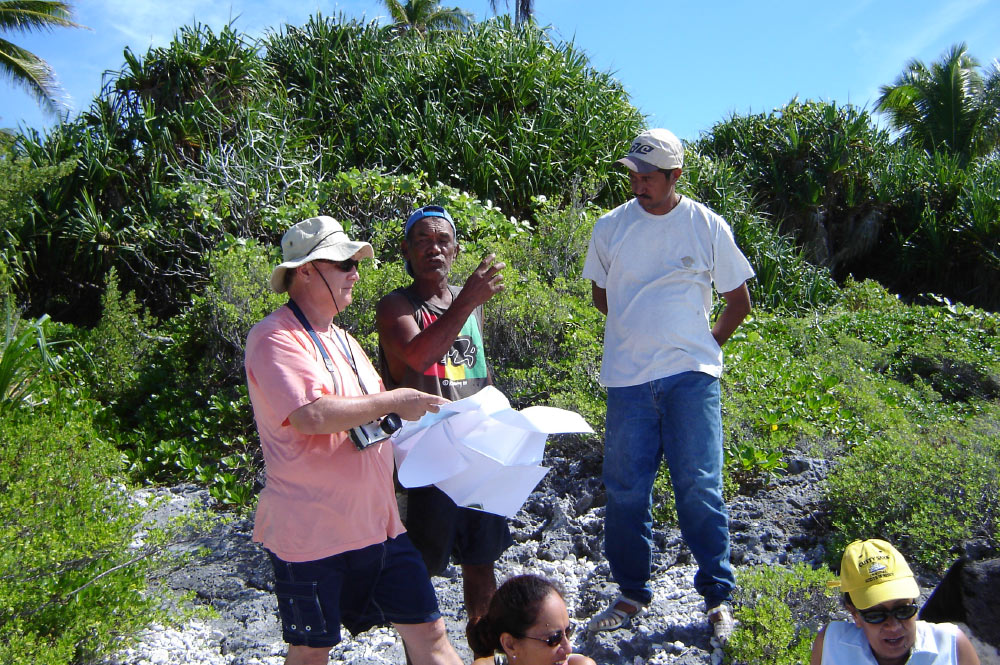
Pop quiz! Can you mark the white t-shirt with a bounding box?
[582,196,754,387]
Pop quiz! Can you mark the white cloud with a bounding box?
[88,0,338,51]
[889,0,988,65]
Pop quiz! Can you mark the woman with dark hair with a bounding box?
[811,539,980,665]
[469,575,596,665]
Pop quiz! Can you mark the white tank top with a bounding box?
[821,620,960,665]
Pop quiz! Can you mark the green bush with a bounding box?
[115,238,283,504]
[727,563,839,665]
[0,405,175,664]
[697,100,893,278]
[265,15,643,217]
[0,136,76,290]
[878,149,1000,310]
[79,268,160,406]
[0,269,72,414]
[717,279,999,497]
[825,415,1000,572]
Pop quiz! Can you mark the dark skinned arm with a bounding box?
[591,282,608,316]
[712,282,752,346]
[376,254,504,383]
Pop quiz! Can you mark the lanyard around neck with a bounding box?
[287,300,369,396]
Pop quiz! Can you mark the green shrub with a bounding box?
[265,15,643,217]
[825,415,1000,572]
[697,100,892,279]
[115,239,284,504]
[0,405,179,664]
[0,137,77,290]
[721,315,873,468]
[726,563,839,665]
[80,268,160,406]
[718,279,999,492]
[196,236,287,382]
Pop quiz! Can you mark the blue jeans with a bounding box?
[603,371,734,608]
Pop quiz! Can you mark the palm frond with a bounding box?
[875,42,1000,164]
[0,0,80,33]
[0,36,58,113]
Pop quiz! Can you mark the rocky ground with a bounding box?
[106,449,989,665]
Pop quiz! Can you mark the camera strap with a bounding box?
[286,299,349,396]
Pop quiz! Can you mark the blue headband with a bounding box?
[404,205,457,237]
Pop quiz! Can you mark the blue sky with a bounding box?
[3,0,1000,142]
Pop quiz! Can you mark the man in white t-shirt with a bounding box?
[581,129,754,645]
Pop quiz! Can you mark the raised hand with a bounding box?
[458,253,505,308]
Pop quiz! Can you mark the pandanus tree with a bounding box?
[876,43,1000,166]
[0,0,82,115]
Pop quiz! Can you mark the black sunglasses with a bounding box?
[317,258,359,272]
[858,604,918,624]
[521,625,573,647]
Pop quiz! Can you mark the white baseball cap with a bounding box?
[617,128,684,173]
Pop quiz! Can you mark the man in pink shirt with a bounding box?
[245,216,462,665]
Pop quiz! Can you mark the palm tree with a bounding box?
[875,43,1000,166]
[380,0,473,34]
[488,0,534,25]
[0,1,82,115]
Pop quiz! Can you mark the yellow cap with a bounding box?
[826,539,920,610]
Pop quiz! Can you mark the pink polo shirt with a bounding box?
[245,305,404,562]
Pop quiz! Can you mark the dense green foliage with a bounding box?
[8,17,642,323]
[0,135,76,288]
[698,101,891,276]
[0,402,195,665]
[264,15,642,215]
[727,563,839,665]
[876,43,1000,166]
[1,11,999,664]
[698,99,1000,310]
[1,297,63,411]
[827,419,999,572]
[722,281,1000,566]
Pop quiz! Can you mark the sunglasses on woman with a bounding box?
[858,604,918,624]
[522,625,573,647]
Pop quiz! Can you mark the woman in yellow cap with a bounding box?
[810,539,980,665]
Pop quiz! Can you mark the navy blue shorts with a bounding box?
[268,533,441,648]
[405,485,513,576]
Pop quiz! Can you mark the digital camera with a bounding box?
[349,413,403,450]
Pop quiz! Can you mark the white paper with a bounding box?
[392,386,593,517]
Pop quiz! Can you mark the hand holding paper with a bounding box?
[392,386,593,517]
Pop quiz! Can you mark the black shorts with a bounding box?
[404,485,513,576]
[268,533,440,648]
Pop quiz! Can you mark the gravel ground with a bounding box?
[104,451,995,665]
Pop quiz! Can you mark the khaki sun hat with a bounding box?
[617,128,684,173]
[827,539,920,610]
[269,216,374,294]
